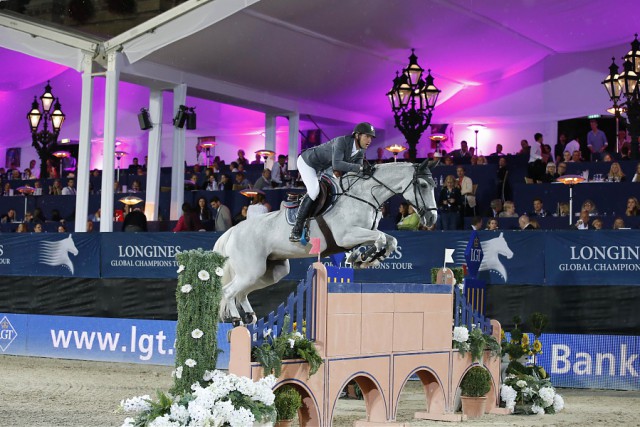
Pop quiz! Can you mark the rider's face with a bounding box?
[357,134,373,150]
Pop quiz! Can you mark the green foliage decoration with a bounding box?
[274,386,302,421]
[430,266,465,285]
[171,249,225,395]
[460,366,492,397]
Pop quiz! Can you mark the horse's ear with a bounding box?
[499,232,504,238]
[427,159,440,170]
[418,159,429,171]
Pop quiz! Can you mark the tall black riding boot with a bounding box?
[289,196,315,242]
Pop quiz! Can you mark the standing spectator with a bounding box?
[587,119,608,161]
[470,216,483,231]
[271,155,288,187]
[173,203,203,232]
[251,153,262,165]
[439,175,462,230]
[456,166,475,216]
[451,140,471,159]
[247,193,269,218]
[565,136,581,158]
[554,133,568,162]
[616,129,631,155]
[123,208,148,232]
[496,157,510,201]
[210,196,232,232]
[196,197,212,221]
[491,144,505,156]
[527,133,544,182]
[233,205,248,225]
[128,157,142,174]
[236,149,249,167]
[518,139,530,156]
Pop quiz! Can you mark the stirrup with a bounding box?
[289,229,302,242]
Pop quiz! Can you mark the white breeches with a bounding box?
[297,156,320,200]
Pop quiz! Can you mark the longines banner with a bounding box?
[0,233,99,278]
[100,233,216,278]
[545,231,640,285]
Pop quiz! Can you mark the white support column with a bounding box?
[287,112,300,170]
[265,114,277,152]
[99,51,122,232]
[144,89,163,221]
[74,53,94,232]
[170,84,187,220]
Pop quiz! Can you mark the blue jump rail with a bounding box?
[453,289,493,335]
[248,266,316,347]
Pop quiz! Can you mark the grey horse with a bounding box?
[214,160,438,322]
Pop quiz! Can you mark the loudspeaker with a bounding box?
[186,108,196,130]
[173,105,187,129]
[138,108,152,130]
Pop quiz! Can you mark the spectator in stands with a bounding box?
[33,180,43,195]
[33,208,46,223]
[33,223,43,233]
[633,163,640,182]
[204,174,219,191]
[173,203,203,232]
[581,200,598,216]
[456,166,475,216]
[61,179,76,195]
[469,147,476,158]
[564,136,580,158]
[571,150,582,162]
[485,199,503,218]
[625,197,639,216]
[541,144,552,164]
[271,155,288,187]
[375,147,387,164]
[247,193,270,218]
[397,205,420,230]
[616,129,631,154]
[491,144,505,156]
[236,149,249,167]
[477,156,488,165]
[530,198,547,217]
[29,159,37,177]
[439,175,462,230]
[620,146,631,160]
[86,220,94,232]
[519,215,535,230]
[562,150,572,163]
[396,202,409,225]
[2,182,13,196]
[229,162,239,173]
[91,169,100,177]
[23,168,36,180]
[253,169,272,191]
[572,210,591,230]
[1,209,17,223]
[233,205,248,225]
[46,159,58,179]
[470,156,478,166]
[592,218,604,230]
[114,181,122,193]
[130,180,142,192]
[24,212,33,223]
[89,208,101,222]
[527,133,545,182]
[196,197,212,222]
[49,179,62,195]
[486,218,499,230]
[541,162,559,183]
[443,156,454,166]
[518,139,530,156]
[613,217,626,229]
[237,163,246,173]
[607,162,626,182]
[557,162,568,177]
[210,196,232,232]
[496,157,510,201]
[128,157,142,174]
[123,208,148,232]
[219,174,232,191]
[232,172,251,191]
[587,119,608,161]
[251,153,262,165]
[554,133,568,162]
[602,153,613,162]
[15,223,28,233]
[50,209,63,222]
[470,216,483,231]
[186,174,199,190]
[499,201,518,218]
[451,140,471,159]
[558,202,570,217]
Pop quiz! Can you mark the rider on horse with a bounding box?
[289,122,376,242]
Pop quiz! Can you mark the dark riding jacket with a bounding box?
[301,135,364,173]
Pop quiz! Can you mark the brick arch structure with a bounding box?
[229,263,509,426]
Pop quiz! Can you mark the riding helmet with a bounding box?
[352,122,376,138]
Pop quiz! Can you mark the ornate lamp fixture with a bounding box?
[384,144,407,162]
[119,195,143,206]
[52,151,70,178]
[27,81,66,179]
[387,49,440,161]
[602,34,640,159]
[557,175,585,225]
[467,124,487,153]
[198,137,217,168]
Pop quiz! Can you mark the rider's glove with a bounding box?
[362,163,375,176]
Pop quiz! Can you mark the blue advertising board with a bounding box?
[0,313,233,368]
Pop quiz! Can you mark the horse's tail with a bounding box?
[214,229,235,320]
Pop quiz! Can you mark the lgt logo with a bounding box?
[0,316,17,352]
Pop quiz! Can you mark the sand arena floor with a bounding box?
[0,355,637,427]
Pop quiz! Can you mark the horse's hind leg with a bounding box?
[238,259,290,324]
[222,263,269,325]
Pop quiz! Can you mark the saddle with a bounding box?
[284,174,339,226]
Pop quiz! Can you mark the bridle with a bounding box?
[337,163,437,229]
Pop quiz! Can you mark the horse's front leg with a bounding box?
[338,229,388,269]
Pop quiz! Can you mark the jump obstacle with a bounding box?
[229,263,508,426]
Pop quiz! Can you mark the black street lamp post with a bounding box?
[602,35,640,160]
[27,81,65,179]
[387,49,440,161]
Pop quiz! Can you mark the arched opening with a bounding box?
[396,369,445,421]
[274,381,321,427]
[332,375,387,424]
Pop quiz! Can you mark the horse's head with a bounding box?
[495,232,514,259]
[403,160,438,227]
[65,234,79,256]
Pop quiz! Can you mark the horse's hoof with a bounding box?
[244,312,257,325]
[231,317,243,327]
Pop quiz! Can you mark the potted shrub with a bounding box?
[274,385,302,427]
[459,366,492,419]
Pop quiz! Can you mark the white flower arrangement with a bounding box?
[501,373,564,415]
[452,326,469,343]
[191,329,204,339]
[180,284,192,293]
[177,265,185,274]
[198,270,210,281]
[185,358,197,368]
[121,371,277,427]
[215,267,224,277]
